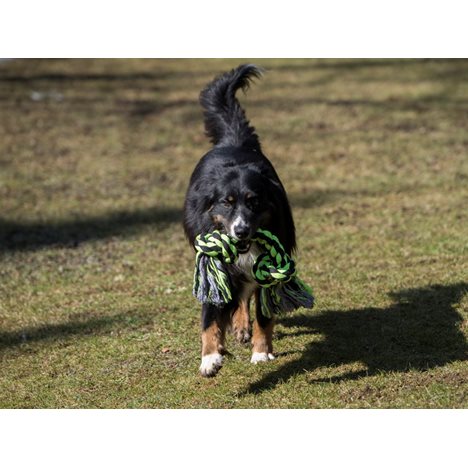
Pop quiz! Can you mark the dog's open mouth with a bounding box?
[235,240,251,254]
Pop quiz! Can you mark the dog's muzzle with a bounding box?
[235,240,251,254]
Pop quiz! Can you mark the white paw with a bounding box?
[251,352,275,364]
[200,353,223,377]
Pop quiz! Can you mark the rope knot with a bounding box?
[252,229,296,287]
[194,230,238,264]
[192,228,314,316]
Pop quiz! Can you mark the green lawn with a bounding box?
[0,58,466,408]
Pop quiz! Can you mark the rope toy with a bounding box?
[193,228,314,317]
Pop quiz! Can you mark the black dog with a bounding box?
[183,64,296,377]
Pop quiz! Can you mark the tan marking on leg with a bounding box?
[200,318,228,377]
[231,299,251,343]
[252,317,274,355]
[202,320,226,357]
[250,291,275,363]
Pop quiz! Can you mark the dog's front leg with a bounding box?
[231,298,252,344]
[200,303,231,377]
[251,290,275,363]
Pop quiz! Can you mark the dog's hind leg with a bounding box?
[231,298,252,344]
[251,291,275,363]
[200,303,232,377]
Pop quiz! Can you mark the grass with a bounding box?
[0,58,467,408]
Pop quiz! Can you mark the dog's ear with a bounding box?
[183,180,218,244]
[263,177,296,254]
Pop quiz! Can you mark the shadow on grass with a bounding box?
[245,283,467,394]
[289,182,435,210]
[0,183,430,253]
[121,98,196,117]
[0,310,156,351]
[251,94,468,114]
[271,58,468,76]
[0,205,182,252]
[271,59,425,72]
[0,70,180,83]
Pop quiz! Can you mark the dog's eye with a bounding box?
[222,197,235,208]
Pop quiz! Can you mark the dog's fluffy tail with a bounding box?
[199,64,263,149]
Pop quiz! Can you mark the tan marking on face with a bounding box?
[212,213,228,227]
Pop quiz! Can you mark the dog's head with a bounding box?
[208,168,274,252]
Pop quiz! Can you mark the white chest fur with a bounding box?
[235,243,260,276]
[235,244,261,300]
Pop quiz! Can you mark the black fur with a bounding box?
[199,63,262,149]
[183,64,296,340]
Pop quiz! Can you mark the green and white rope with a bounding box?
[251,229,296,286]
[193,228,314,317]
[193,231,237,305]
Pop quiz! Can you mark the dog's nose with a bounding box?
[234,225,250,239]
